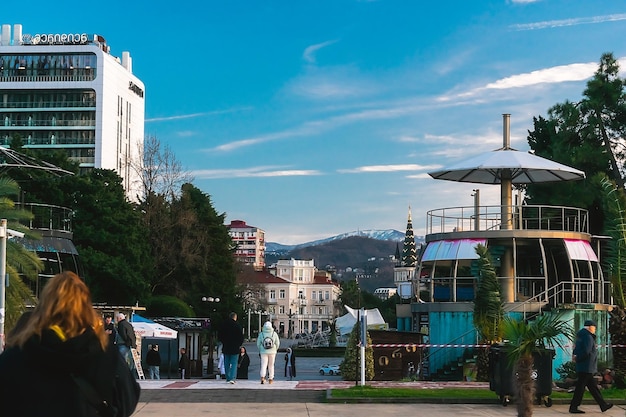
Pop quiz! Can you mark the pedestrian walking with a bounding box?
[217,351,226,379]
[257,321,280,384]
[284,347,296,380]
[217,312,244,384]
[237,346,250,380]
[569,319,613,414]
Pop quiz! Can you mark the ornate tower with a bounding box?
[401,206,417,267]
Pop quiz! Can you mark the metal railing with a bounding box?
[427,204,589,234]
[16,202,73,232]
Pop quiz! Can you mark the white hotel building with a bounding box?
[0,24,144,198]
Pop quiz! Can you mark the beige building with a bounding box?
[239,259,342,339]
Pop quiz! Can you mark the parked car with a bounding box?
[319,364,341,376]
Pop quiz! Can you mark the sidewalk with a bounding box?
[133,391,625,417]
[135,379,625,416]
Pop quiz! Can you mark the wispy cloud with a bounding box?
[511,13,626,31]
[440,61,600,102]
[338,164,440,174]
[192,166,322,179]
[303,40,338,64]
[210,58,626,153]
[146,107,252,123]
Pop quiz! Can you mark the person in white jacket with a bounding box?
[256,321,280,384]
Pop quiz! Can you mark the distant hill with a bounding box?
[265,229,418,253]
[265,232,425,292]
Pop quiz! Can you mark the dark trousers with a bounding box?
[570,372,608,409]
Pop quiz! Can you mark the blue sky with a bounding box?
[5,1,626,244]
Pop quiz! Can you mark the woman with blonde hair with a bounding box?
[0,271,140,417]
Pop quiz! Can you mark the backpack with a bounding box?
[262,331,274,349]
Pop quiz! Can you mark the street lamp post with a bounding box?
[201,296,220,375]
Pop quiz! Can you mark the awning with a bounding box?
[131,315,178,339]
[421,239,487,261]
[564,239,598,262]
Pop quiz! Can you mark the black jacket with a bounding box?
[0,327,139,417]
[217,318,244,355]
[117,319,136,348]
[146,348,161,366]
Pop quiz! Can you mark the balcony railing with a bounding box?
[426,204,588,235]
[16,202,73,233]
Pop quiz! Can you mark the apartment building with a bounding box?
[0,24,145,199]
[227,219,265,271]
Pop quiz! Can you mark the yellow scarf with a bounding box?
[49,324,67,342]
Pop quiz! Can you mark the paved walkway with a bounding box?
[133,340,624,416]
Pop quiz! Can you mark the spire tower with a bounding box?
[401,206,417,267]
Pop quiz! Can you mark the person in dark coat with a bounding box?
[103,314,117,346]
[569,319,613,414]
[0,271,140,417]
[237,346,250,379]
[284,347,296,380]
[146,344,161,380]
[116,312,136,369]
[217,312,244,383]
[179,347,190,379]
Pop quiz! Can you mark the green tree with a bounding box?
[600,175,626,386]
[473,244,503,381]
[340,320,374,381]
[526,53,626,235]
[501,314,572,417]
[175,183,238,317]
[66,169,152,304]
[0,177,44,332]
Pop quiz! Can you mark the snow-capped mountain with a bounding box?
[266,229,423,253]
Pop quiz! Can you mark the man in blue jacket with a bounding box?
[569,319,613,414]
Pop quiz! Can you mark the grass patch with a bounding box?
[331,385,626,400]
[332,386,494,399]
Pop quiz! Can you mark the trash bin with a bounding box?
[488,344,555,407]
[533,348,555,407]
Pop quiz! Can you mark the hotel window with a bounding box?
[269,290,276,300]
[279,305,285,314]
[279,289,285,299]
[325,291,330,300]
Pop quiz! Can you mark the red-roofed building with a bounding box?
[227,220,265,271]
[238,259,341,339]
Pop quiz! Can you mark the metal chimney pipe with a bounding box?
[503,113,511,149]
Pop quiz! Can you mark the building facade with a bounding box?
[227,219,265,271]
[0,24,145,199]
[239,259,341,339]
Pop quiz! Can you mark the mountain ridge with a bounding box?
[266,229,424,253]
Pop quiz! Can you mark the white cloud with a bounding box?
[511,13,626,31]
[303,40,338,64]
[146,107,251,123]
[192,166,321,179]
[338,164,440,174]
[440,61,602,102]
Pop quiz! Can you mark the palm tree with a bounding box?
[473,244,504,381]
[0,177,43,333]
[502,314,573,417]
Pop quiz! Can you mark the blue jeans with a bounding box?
[224,354,238,381]
[148,365,160,380]
[117,344,133,370]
